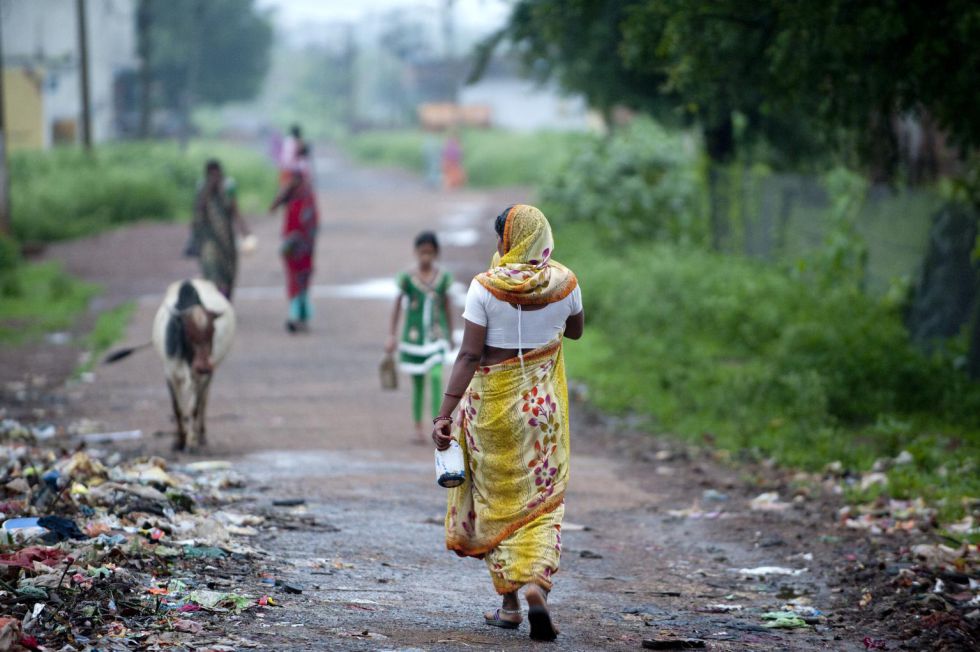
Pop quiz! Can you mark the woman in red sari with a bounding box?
[270,148,318,333]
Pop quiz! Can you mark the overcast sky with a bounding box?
[256,0,512,34]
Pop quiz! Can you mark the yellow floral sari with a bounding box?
[446,204,576,594]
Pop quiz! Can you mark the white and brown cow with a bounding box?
[152,279,235,451]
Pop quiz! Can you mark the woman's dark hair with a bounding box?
[414,230,439,252]
[290,124,302,138]
[494,205,514,238]
[205,159,222,174]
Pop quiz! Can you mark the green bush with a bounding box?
[10,141,275,243]
[0,233,22,297]
[541,118,708,244]
[557,223,980,479]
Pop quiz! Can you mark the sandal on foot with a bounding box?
[485,608,521,630]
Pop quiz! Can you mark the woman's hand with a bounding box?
[432,420,453,450]
[384,335,397,355]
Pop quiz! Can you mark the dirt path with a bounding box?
[3,150,889,650]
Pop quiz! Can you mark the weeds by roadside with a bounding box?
[74,302,137,377]
[0,262,98,344]
[10,140,275,243]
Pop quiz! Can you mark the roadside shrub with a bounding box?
[0,233,22,297]
[10,141,274,243]
[557,223,980,469]
[542,118,708,245]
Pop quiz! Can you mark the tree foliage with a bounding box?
[139,0,273,109]
[482,0,980,166]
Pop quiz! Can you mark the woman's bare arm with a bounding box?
[268,176,299,212]
[564,310,585,340]
[230,196,251,237]
[432,319,486,449]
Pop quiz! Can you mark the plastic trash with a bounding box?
[2,517,47,544]
[78,429,142,444]
[184,460,233,473]
[642,638,706,649]
[182,546,227,559]
[734,566,807,577]
[37,515,86,542]
[749,491,791,511]
[435,439,465,488]
[761,611,808,628]
[702,489,729,502]
[0,616,23,651]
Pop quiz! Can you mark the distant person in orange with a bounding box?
[442,132,466,190]
[279,124,306,186]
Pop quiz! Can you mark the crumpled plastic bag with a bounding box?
[0,616,23,651]
[0,546,68,570]
[761,611,808,628]
[188,589,253,612]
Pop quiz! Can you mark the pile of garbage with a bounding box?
[0,419,295,650]
[841,541,980,650]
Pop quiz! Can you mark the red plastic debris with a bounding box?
[0,546,67,570]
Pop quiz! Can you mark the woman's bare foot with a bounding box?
[412,422,426,444]
[524,585,558,641]
[484,592,521,629]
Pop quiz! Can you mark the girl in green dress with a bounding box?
[386,232,455,443]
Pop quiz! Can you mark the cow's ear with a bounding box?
[207,310,223,322]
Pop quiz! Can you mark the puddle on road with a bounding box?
[239,449,426,482]
[438,228,480,247]
[439,201,484,229]
[439,201,487,249]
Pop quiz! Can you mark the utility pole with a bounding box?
[137,0,152,138]
[442,0,457,103]
[344,23,357,132]
[76,0,92,151]
[0,2,11,236]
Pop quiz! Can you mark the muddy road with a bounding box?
[2,151,894,650]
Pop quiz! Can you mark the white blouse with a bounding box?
[462,279,583,349]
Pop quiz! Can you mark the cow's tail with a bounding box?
[103,342,152,364]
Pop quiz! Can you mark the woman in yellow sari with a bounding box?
[432,204,584,641]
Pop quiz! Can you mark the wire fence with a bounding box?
[710,170,942,295]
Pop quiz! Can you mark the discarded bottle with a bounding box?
[435,439,465,488]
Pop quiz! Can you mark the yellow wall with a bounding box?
[3,68,44,151]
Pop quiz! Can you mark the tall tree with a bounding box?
[139,0,272,123]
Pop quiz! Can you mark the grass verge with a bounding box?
[0,262,99,344]
[555,222,980,528]
[75,301,137,376]
[10,140,276,243]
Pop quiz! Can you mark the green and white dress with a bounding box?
[397,269,453,375]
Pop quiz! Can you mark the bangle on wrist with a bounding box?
[432,415,453,425]
[444,391,463,399]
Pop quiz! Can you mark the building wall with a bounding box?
[2,68,43,150]
[459,77,590,132]
[1,0,137,149]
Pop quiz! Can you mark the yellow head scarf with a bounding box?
[476,204,577,305]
